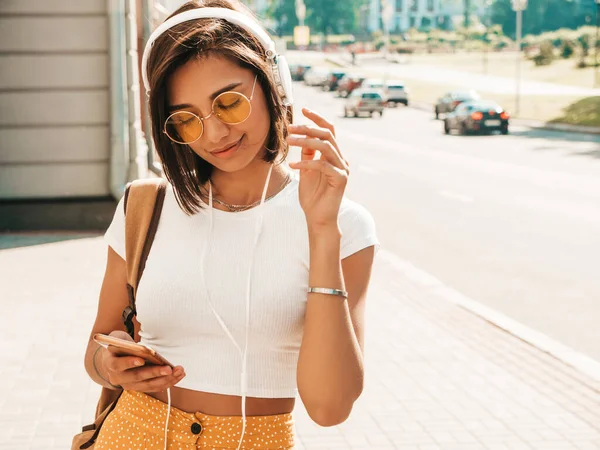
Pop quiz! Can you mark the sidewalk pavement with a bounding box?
[1,234,600,450]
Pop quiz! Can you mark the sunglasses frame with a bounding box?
[163,75,258,145]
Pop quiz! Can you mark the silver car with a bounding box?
[343,89,386,118]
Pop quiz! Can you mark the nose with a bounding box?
[202,114,230,145]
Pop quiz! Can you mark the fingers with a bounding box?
[106,351,145,372]
[302,108,336,138]
[288,159,348,184]
[104,353,186,392]
[287,135,347,171]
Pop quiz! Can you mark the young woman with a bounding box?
[84,1,379,448]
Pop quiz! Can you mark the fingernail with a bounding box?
[134,359,143,366]
[161,368,171,375]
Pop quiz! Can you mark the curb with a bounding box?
[409,101,600,135]
[379,250,600,385]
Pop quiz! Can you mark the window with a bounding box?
[411,0,418,12]
[396,0,403,12]
[427,0,434,11]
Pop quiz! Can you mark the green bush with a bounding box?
[561,40,575,59]
[533,41,555,66]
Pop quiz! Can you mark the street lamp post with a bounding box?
[511,0,527,117]
[381,0,394,59]
[595,0,599,87]
[295,0,306,27]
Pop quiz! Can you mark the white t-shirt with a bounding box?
[104,175,379,398]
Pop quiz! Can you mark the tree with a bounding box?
[267,0,298,36]
[304,0,364,36]
[464,0,471,28]
[267,0,365,36]
[490,0,584,38]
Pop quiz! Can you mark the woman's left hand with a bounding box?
[287,108,350,230]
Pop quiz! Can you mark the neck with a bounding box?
[208,158,289,207]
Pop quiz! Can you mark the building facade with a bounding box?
[0,0,153,230]
[368,0,489,32]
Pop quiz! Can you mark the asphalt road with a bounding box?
[289,81,600,363]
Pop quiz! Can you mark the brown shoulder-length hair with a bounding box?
[145,0,292,215]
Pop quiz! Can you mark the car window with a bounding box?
[362,93,382,99]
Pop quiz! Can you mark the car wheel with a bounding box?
[444,120,450,135]
[435,108,439,120]
[501,125,509,135]
[388,101,396,108]
[379,110,384,117]
[403,100,409,106]
[460,123,468,135]
[343,108,348,118]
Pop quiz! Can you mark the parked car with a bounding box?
[361,78,385,90]
[435,90,480,119]
[343,88,386,118]
[303,67,330,87]
[337,74,366,97]
[322,70,347,91]
[289,63,311,81]
[384,80,409,106]
[444,100,510,135]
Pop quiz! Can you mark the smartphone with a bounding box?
[93,333,174,368]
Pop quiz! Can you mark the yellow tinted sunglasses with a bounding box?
[164,75,258,145]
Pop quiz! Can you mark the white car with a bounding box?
[303,68,329,87]
[384,81,409,106]
[361,78,385,90]
[343,88,386,118]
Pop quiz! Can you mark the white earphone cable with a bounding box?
[197,165,273,450]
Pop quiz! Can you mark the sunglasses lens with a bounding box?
[165,111,203,144]
[213,92,251,124]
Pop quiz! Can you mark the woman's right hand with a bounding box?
[101,330,186,393]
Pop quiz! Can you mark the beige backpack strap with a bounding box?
[121,178,167,339]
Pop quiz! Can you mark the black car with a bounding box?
[444,101,510,135]
[435,90,480,119]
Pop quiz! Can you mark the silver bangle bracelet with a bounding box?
[307,287,348,298]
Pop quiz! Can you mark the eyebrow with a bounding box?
[168,81,243,112]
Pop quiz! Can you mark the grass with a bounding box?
[549,97,600,127]
[397,51,598,90]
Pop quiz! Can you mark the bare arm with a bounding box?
[84,247,185,392]
[296,226,375,427]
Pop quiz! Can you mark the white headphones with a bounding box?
[141,7,294,106]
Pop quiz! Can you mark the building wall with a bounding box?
[0,0,110,200]
[369,0,488,32]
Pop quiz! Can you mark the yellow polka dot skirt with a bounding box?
[94,390,296,449]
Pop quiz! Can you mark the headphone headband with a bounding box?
[141,7,277,93]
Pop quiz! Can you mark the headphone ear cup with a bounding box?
[275,55,294,106]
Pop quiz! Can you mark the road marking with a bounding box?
[439,190,474,203]
[377,249,600,384]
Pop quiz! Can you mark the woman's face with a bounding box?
[166,55,271,173]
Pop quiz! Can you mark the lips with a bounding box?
[212,137,243,154]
